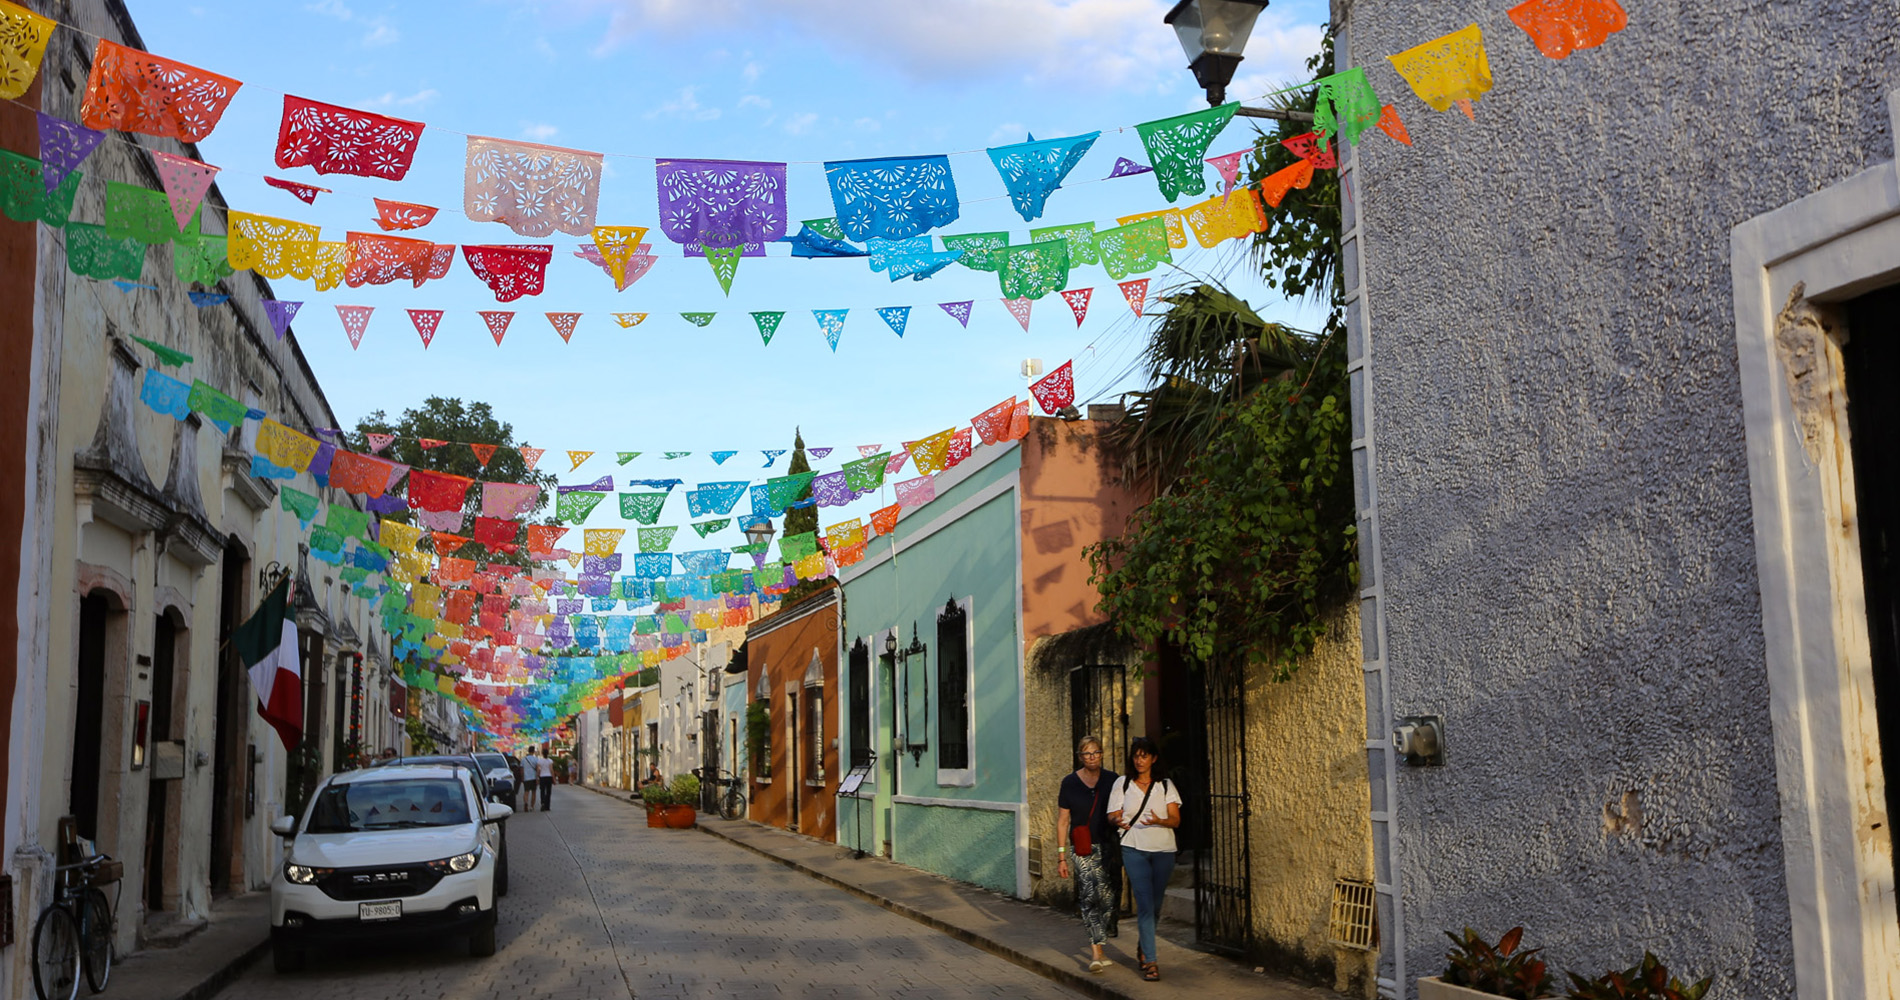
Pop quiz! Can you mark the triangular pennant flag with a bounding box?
[1260,159,1316,208]
[109,281,153,294]
[546,312,582,343]
[710,451,737,465]
[750,311,785,346]
[517,446,545,470]
[263,300,301,339]
[133,336,192,368]
[264,176,328,204]
[336,305,374,349]
[1280,133,1337,170]
[418,438,449,450]
[1456,98,1477,121]
[1105,156,1153,179]
[470,443,498,467]
[705,245,742,294]
[568,450,594,471]
[809,448,833,459]
[1387,24,1494,114]
[613,312,647,328]
[1118,279,1150,317]
[813,309,849,352]
[876,306,911,338]
[407,308,444,348]
[664,452,690,460]
[592,226,649,284]
[691,519,730,538]
[1507,0,1628,60]
[479,310,515,345]
[616,452,640,465]
[149,151,220,230]
[857,444,883,458]
[939,301,973,327]
[1002,297,1033,331]
[188,292,228,309]
[1376,104,1413,146]
[681,312,716,327]
[365,432,396,454]
[761,450,786,468]
[1060,288,1092,326]
[35,113,104,193]
[1205,150,1247,195]
[1030,360,1076,414]
[374,198,438,231]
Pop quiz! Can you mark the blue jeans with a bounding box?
[1121,847,1176,962]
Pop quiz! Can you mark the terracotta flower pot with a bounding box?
[645,807,666,828]
[664,804,697,828]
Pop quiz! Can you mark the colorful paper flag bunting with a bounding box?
[809,448,833,459]
[408,308,444,348]
[374,198,438,231]
[36,113,103,193]
[187,292,228,308]
[336,305,373,349]
[148,150,219,230]
[1119,279,1150,317]
[1030,360,1075,414]
[517,446,545,470]
[1002,297,1033,331]
[761,450,786,467]
[547,312,582,343]
[568,450,594,471]
[813,309,848,352]
[1377,104,1414,146]
[750,311,785,346]
[263,299,301,339]
[1105,156,1153,179]
[1387,24,1493,114]
[418,438,448,450]
[710,451,737,465]
[592,226,649,284]
[664,452,690,460]
[1508,0,1627,60]
[614,312,647,328]
[939,301,973,327]
[1,2,56,101]
[894,475,936,509]
[479,310,514,345]
[617,452,641,465]
[876,306,910,338]
[971,397,1015,445]
[681,313,715,327]
[1260,159,1316,208]
[1280,133,1337,170]
[365,432,395,454]
[470,443,498,467]
[1205,150,1247,195]
[691,519,730,538]
[705,245,742,294]
[857,445,883,457]
[1061,288,1092,326]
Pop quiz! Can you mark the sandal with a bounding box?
[1089,959,1111,974]
[1142,962,1161,982]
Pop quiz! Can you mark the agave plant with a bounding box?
[1442,926,1556,998]
[1565,953,1712,1000]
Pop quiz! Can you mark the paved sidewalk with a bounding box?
[110,890,269,1000]
[579,784,1339,1000]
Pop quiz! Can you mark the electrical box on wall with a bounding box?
[151,740,186,780]
[1393,715,1445,766]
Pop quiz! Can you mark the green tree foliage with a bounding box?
[779,427,831,603]
[1087,30,1355,679]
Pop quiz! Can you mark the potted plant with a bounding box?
[1419,927,1555,999]
[640,780,673,828]
[1565,953,1711,1000]
[664,773,700,828]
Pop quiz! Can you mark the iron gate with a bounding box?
[1070,665,1129,770]
[700,709,721,812]
[1187,658,1252,954]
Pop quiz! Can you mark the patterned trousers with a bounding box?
[1072,847,1113,946]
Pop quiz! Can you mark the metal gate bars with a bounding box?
[1189,657,1252,954]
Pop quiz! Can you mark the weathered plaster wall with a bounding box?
[1244,606,1373,996]
[1019,417,1136,644]
[1338,2,1900,995]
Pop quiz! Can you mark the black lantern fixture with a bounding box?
[742,518,776,550]
[1163,0,1270,107]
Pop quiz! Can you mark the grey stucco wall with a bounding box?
[1339,2,1899,997]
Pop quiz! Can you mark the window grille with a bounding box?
[936,598,969,770]
[1329,877,1377,950]
[848,639,871,767]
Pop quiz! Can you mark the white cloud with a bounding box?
[782,112,819,135]
[359,87,439,110]
[520,122,560,141]
[307,0,401,50]
[567,0,1317,93]
[737,94,772,111]
[646,86,722,121]
[741,60,763,84]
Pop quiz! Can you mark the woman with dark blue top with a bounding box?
[1055,735,1120,973]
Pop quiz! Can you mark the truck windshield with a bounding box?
[305,779,472,833]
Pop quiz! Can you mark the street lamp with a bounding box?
[1163,0,1312,122]
[743,518,776,550]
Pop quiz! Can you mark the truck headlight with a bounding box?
[429,849,481,874]
[284,863,322,884]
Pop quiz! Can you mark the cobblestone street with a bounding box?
[217,788,1084,1000]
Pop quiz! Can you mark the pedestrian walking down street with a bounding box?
[520,749,540,810]
[537,744,555,811]
[1110,736,1183,982]
[1055,735,1120,974]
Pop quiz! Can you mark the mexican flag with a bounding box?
[235,578,302,749]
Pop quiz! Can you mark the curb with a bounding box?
[571,784,1139,1000]
[166,936,269,1000]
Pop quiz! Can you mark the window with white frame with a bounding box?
[936,596,972,777]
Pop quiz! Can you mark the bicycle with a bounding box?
[715,769,746,821]
[33,853,119,1000]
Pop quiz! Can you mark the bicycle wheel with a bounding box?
[720,785,744,820]
[32,905,80,1000]
[80,889,112,993]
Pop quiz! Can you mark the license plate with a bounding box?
[358,900,401,922]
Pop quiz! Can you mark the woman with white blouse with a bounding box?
[1108,736,1182,982]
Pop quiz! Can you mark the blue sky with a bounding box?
[134,0,1331,546]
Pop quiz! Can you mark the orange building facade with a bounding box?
[742,583,841,839]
